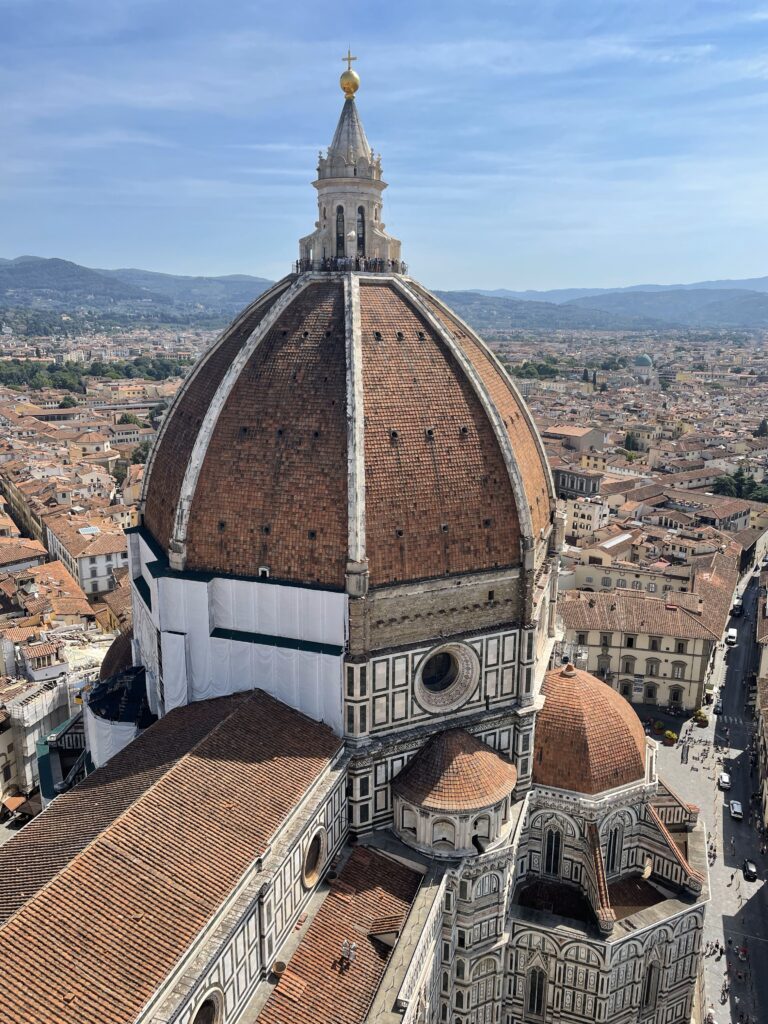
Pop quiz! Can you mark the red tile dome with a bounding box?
[533,664,647,795]
[141,273,553,588]
[393,729,518,812]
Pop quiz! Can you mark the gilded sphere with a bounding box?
[340,68,360,97]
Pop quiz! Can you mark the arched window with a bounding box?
[401,807,417,836]
[544,828,561,875]
[433,819,455,849]
[192,999,218,1024]
[473,873,500,898]
[646,659,660,677]
[356,206,365,256]
[606,825,622,874]
[473,815,491,840]
[642,963,659,1008]
[335,206,345,257]
[456,959,466,980]
[527,967,546,1016]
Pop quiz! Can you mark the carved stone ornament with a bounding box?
[413,642,481,714]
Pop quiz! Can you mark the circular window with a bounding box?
[414,643,479,714]
[421,651,459,693]
[302,828,327,887]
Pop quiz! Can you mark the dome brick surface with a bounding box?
[533,665,647,795]
[392,729,518,811]
[142,274,553,588]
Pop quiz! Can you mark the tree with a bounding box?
[131,440,152,464]
[582,367,590,382]
[118,413,142,426]
[624,432,640,452]
[599,381,608,393]
[592,370,597,387]
[755,418,768,438]
[58,395,78,408]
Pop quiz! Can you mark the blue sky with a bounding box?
[2,0,767,289]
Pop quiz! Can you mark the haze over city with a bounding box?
[3,0,767,288]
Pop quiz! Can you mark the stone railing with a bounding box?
[294,256,407,275]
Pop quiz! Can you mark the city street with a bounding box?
[655,574,767,1024]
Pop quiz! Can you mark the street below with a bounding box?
[655,574,766,1024]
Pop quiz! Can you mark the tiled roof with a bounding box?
[533,665,647,795]
[143,276,553,587]
[258,846,421,1024]
[0,690,341,1024]
[559,590,718,640]
[392,728,517,811]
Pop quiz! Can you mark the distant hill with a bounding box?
[0,256,273,316]
[473,274,768,304]
[96,267,273,312]
[564,288,768,327]
[0,256,166,306]
[5,255,768,329]
[433,291,666,331]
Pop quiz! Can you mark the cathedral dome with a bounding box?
[141,275,553,589]
[533,664,647,795]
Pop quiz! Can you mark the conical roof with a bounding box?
[392,729,518,812]
[329,97,372,163]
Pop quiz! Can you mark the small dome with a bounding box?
[533,664,646,795]
[634,353,653,367]
[393,729,517,812]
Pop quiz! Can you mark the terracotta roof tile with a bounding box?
[0,690,341,1024]
[258,847,421,1024]
[533,665,647,795]
[392,728,517,811]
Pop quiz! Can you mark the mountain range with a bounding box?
[2,255,768,330]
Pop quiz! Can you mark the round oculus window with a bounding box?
[301,828,327,887]
[414,643,479,713]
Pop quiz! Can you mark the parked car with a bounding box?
[732,597,743,616]
[729,800,743,820]
[726,627,738,646]
[714,700,723,714]
[719,772,731,790]
[743,859,758,881]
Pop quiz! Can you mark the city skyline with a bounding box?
[2,0,768,289]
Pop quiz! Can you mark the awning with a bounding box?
[2,795,26,813]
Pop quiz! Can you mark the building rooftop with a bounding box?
[0,690,342,1024]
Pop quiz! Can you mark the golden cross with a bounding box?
[342,47,358,72]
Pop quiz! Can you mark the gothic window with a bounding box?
[474,873,500,898]
[642,963,659,1008]
[544,828,562,875]
[433,819,455,849]
[606,825,623,874]
[335,205,345,257]
[356,206,366,256]
[527,967,546,1017]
